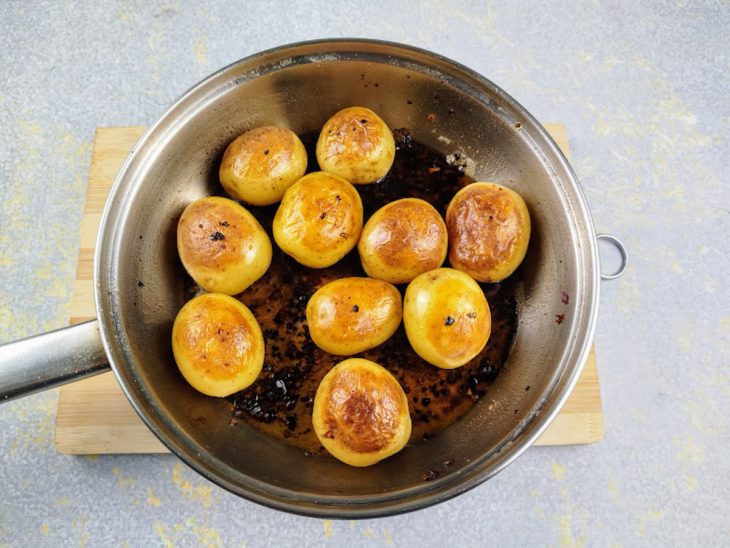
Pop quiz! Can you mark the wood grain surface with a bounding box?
[55,125,604,454]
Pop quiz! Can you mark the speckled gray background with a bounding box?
[1,1,728,546]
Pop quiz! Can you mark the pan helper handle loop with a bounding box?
[597,234,628,281]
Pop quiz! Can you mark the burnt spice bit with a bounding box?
[319,212,327,220]
[422,469,440,481]
[446,370,459,384]
[210,231,225,241]
[137,281,144,287]
[555,314,566,325]
[219,220,229,227]
[352,304,359,313]
[444,316,455,326]
[264,149,270,155]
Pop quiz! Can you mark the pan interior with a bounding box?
[95,40,598,516]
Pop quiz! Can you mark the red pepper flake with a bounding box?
[427,113,436,122]
[555,314,566,325]
[427,166,441,174]
[561,291,570,304]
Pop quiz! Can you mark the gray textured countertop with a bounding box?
[1,1,728,546]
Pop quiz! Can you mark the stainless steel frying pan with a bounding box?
[0,39,626,517]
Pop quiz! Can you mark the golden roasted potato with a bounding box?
[316,106,395,184]
[273,171,363,268]
[446,182,531,282]
[177,196,272,295]
[358,198,448,284]
[172,293,264,397]
[306,277,402,355]
[403,268,491,369]
[312,358,411,467]
[219,126,307,206]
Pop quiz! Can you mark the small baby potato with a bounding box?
[312,358,411,467]
[446,182,531,283]
[358,198,448,284]
[316,106,396,184]
[403,268,491,369]
[177,196,272,295]
[306,277,402,355]
[273,171,363,268]
[172,293,264,397]
[219,126,307,206]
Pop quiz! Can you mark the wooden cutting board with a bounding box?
[55,125,604,454]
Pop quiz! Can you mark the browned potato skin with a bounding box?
[358,198,448,284]
[403,268,491,369]
[220,126,307,206]
[446,182,531,283]
[306,277,402,355]
[177,196,272,295]
[312,358,411,467]
[316,107,396,184]
[273,171,363,268]
[172,293,265,397]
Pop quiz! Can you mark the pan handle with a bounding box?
[597,234,628,281]
[0,320,110,403]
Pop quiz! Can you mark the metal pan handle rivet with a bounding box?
[597,234,628,281]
